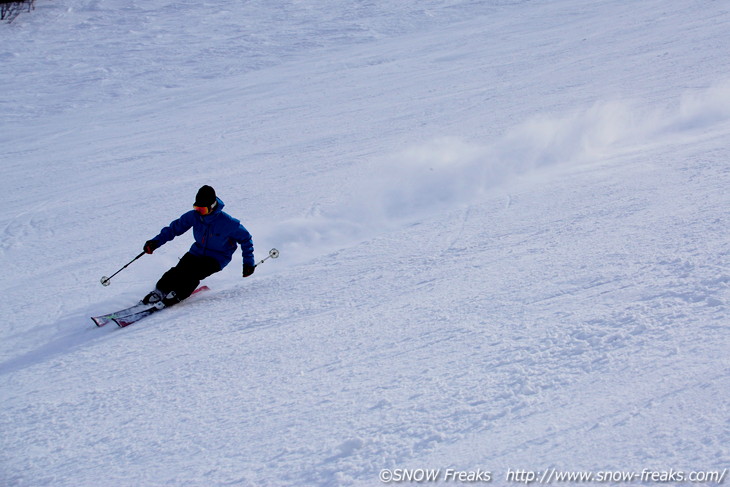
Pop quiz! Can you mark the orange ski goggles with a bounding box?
[194,205,211,216]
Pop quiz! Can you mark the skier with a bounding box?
[141,185,255,308]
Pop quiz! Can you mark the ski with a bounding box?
[91,285,210,328]
[113,307,159,328]
[91,302,152,327]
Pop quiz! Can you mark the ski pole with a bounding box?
[255,248,280,267]
[100,251,146,287]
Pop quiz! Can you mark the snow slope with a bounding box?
[1,0,729,485]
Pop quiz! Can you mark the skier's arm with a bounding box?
[151,211,195,248]
[232,224,255,268]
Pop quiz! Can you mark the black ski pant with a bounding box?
[156,252,221,303]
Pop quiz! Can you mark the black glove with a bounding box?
[144,240,159,254]
[242,264,256,278]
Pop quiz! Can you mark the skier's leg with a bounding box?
[141,263,184,304]
[155,261,185,296]
[158,253,220,306]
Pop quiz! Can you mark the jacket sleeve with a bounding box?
[232,223,255,267]
[152,211,195,247]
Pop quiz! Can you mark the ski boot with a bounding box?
[159,291,181,309]
[141,289,164,306]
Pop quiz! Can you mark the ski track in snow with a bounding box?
[2,0,730,486]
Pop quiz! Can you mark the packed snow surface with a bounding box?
[1,1,729,486]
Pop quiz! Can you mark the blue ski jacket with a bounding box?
[150,198,255,270]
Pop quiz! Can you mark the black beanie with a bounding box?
[195,185,216,207]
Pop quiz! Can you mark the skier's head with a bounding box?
[194,185,217,215]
